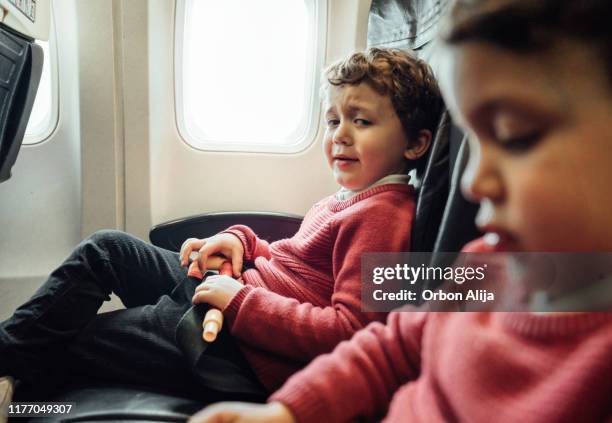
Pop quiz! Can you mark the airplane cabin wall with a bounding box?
[0,0,80,319]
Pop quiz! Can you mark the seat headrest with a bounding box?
[368,0,450,51]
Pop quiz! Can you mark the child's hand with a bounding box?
[192,274,245,309]
[180,233,244,277]
[188,402,296,423]
[185,255,229,280]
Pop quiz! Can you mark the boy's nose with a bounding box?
[460,142,504,204]
[332,123,352,145]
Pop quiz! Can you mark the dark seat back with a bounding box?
[410,110,451,251]
[0,23,44,183]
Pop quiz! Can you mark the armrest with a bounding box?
[149,211,303,251]
[40,385,202,422]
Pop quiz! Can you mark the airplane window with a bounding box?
[176,0,326,153]
[24,39,57,144]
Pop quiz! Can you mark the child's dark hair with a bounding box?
[323,48,444,175]
[444,0,612,76]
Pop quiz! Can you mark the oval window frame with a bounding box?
[174,0,327,154]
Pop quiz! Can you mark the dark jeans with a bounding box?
[0,230,266,401]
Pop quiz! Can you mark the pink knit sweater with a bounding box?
[221,184,415,391]
[270,239,612,422]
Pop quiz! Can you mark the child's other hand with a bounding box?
[192,275,245,309]
[188,402,296,423]
[180,233,244,277]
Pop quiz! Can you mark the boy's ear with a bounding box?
[404,129,432,160]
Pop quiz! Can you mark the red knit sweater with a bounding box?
[221,184,415,391]
[270,240,612,422]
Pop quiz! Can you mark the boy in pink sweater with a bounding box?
[189,0,612,422]
[0,49,442,402]
[177,48,442,391]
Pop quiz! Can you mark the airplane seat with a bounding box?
[0,22,44,184]
[432,132,480,253]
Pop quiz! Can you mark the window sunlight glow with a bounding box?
[178,0,322,152]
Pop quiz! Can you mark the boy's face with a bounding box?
[441,39,612,252]
[323,83,413,191]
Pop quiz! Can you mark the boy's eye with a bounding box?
[326,119,340,127]
[354,118,371,126]
[498,132,542,152]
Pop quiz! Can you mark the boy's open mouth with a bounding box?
[333,155,358,163]
[333,156,359,169]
